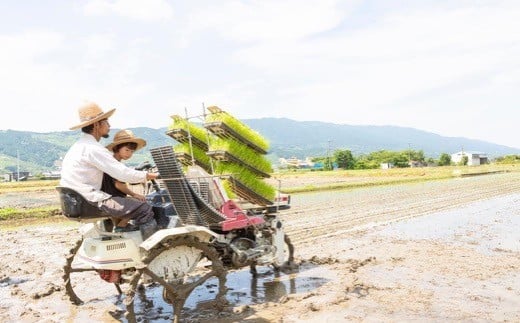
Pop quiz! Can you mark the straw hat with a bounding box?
[70,102,116,130]
[106,129,146,152]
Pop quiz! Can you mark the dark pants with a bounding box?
[99,196,154,225]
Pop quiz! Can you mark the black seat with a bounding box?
[56,186,112,221]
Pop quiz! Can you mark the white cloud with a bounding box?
[0,30,63,63]
[225,2,520,120]
[0,1,519,148]
[84,0,173,21]
[192,0,348,42]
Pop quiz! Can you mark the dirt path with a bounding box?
[1,172,519,322]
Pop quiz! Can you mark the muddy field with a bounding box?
[1,172,519,322]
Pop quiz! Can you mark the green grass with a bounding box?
[0,206,61,221]
[275,164,520,193]
[0,179,59,193]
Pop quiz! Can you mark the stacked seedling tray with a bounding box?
[166,115,209,151]
[204,106,275,205]
[165,107,276,206]
[173,143,212,174]
[166,115,213,173]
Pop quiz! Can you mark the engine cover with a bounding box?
[76,236,141,270]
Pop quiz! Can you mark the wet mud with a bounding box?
[1,172,520,322]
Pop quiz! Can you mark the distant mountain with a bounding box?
[1,119,519,174]
[243,118,520,160]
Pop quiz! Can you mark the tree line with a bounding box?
[306,150,520,171]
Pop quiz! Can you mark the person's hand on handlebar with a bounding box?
[146,172,160,181]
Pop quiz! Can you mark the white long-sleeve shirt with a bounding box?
[60,133,147,202]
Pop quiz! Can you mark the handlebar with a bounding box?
[135,161,153,171]
[135,161,162,193]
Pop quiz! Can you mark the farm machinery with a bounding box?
[57,107,296,322]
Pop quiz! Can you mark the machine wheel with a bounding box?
[124,235,228,323]
[63,238,85,305]
[63,238,124,306]
[272,234,297,272]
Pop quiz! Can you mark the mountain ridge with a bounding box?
[1,118,518,174]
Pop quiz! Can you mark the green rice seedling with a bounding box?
[215,162,275,201]
[209,137,272,176]
[169,115,211,147]
[173,143,212,171]
[205,107,269,153]
[221,178,237,199]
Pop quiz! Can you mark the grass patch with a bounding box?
[282,176,453,194]
[0,206,61,221]
[0,180,59,193]
[277,164,519,194]
[0,215,74,230]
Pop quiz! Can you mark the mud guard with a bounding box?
[140,225,219,251]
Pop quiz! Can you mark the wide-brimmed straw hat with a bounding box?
[106,129,146,152]
[70,102,116,130]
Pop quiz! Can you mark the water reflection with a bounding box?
[113,263,328,321]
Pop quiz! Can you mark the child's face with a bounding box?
[118,146,135,160]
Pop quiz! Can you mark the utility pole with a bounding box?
[408,143,412,163]
[17,149,20,182]
[327,140,332,170]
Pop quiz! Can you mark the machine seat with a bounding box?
[56,186,111,221]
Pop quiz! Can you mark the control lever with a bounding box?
[135,161,153,171]
[135,161,161,193]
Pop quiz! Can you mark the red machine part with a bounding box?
[98,270,122,283]
[219,199,265,231]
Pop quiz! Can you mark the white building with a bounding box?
[279,157,315,168]
[380,162,394,169]
[451,151,488,166]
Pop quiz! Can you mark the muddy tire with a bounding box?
[124,235,228,323]
[63,238,124,306]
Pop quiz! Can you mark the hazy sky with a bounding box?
[1,0,518,148]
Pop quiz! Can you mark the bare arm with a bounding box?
[114,180,146,201]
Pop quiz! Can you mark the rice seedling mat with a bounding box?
[227,177,274,206]
[174,152,213,173]
[165,128,209,151]
[206,150,271,178]
[204,121,268,154]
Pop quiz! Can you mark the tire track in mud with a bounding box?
[281,173,520,248]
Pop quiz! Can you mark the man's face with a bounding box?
[98,119,110,138]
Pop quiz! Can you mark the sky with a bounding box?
[1,0,519,149]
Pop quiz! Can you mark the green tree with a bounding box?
[438,153,451,166]
[495,155,520,164]
[334,149,355,170]
[459,155,468,166]
[324,157,333,171]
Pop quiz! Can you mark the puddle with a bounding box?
[378,194,520,254]
[111,263,329,321]
[0,277,30,287]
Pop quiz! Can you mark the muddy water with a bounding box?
[377,193,520,254]
[2,174,520,322]
[117,264,331,322]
